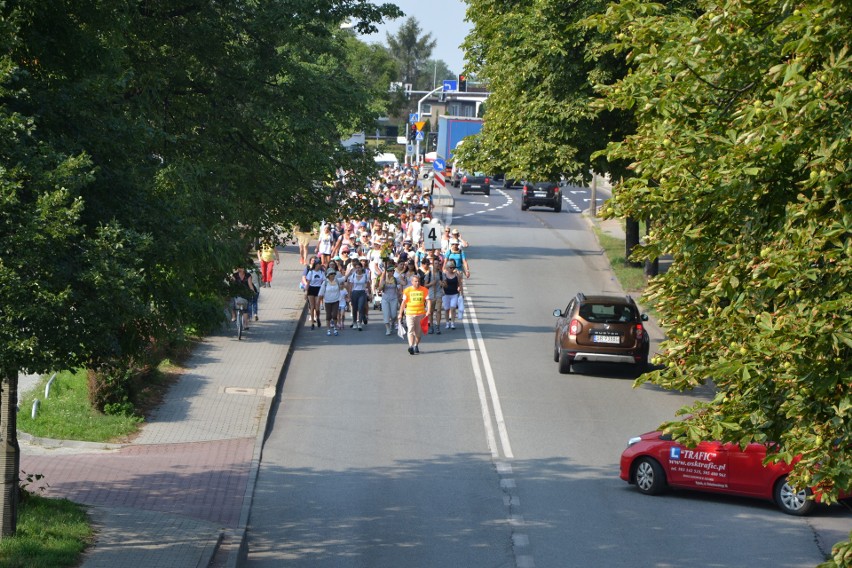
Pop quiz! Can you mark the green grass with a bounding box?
[0,493,92,568]
[17,370,142,443]
[593,228,648,293]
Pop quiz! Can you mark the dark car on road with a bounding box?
[553,293,649,374]
[460,172,491,195]
[503,178,524,190]
[521,181,562,211]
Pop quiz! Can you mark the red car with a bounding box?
[620,430,847,515]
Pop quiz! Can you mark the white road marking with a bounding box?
[463,296,514,459]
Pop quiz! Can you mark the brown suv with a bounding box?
[553,293,650,374]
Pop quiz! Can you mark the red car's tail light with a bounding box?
[462,175,468,183]
[569,319,582,336]
[485,177,490,184]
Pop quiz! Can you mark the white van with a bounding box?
[374,152,400,169]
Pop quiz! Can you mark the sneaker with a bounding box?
[451,322,456,329]
[310,322,314,330]
[385,328,392,336]
[358,322,363,331]
[254,315,259,321]
[445,322,450,329]
[334,329,339,336]
[408,346,415,355]
[414,345,420,354]
[351,323,356,329]
[437,328,442,335]
[317,321,321,328]
[327,329,332,336]
[428,325,434,335]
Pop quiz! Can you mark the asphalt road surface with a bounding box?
[246,182,851,567]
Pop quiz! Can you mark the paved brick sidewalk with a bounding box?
[20,261,308,568]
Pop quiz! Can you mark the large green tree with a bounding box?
[456,0,632,181]
[588,0,851,563]
[0,0,400,536]
[386,17,437,90]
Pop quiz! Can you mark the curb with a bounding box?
[220,295,309,568]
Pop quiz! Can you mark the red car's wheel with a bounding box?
[775,475,815,516]
[634,457,667,495]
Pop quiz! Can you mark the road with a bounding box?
[245,181,851,567]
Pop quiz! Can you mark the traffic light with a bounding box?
[408,124,417,142]
[458,74,467,92]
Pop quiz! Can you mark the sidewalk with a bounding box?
[17,180,458,568]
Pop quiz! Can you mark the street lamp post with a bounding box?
[415,86,445,165]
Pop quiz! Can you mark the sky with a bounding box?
[358,0,473,76]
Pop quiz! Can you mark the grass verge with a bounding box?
[17,369,141,442]
[18,356,183,444]
[0,493,92,568]
[592,227,648,293]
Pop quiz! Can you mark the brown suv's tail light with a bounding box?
[634,324,644,339]
[569,319,582,336]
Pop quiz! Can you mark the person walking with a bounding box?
[303,258,325,329]
[422,258,445,334]
[318,270,343,336]
[398,274,428,355]
[442,259,464,330]
[378,259,401,336]
[294,224,313,266]
[257,239,280,288]
[445,239,471,279]
[346,260,371,330]
[316,224,335,267]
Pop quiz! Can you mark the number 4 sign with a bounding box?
[423,221,443,251]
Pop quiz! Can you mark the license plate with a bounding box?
[534,192,547,197]
[470,184,481,189]
[592,334,621,344]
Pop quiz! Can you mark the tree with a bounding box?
[0,0,400,537]
[386,17,437,90]
[588,0,852,562]
[455,0,633,182]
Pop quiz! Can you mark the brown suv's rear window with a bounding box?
[579,304,635,323]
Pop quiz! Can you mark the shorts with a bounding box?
[307,286,321,297]
[443,294,459,310]
[296,232,312,245]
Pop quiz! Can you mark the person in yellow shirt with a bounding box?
[398,274,428,355]
[257,239,280,288]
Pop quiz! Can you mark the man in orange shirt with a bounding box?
[398,274,428,355]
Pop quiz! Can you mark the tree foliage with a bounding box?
[456,0,633,181]
[0,0,400,535]
[586,0,851,562]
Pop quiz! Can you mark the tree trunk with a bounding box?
[0,371,19,536]
[625,217,642,267]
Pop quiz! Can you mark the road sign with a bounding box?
[415,131,424,141]
[409,113,419,123]
[442,80,458,92]
[423,220,443,250]
[433,158,446,172]
[415,121,426,131]
[406,144,414,154]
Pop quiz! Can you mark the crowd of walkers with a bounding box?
[298,163,472,354]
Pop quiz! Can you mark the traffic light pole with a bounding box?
[415,86,446,165]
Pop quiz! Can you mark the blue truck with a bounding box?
[436,116,484,166]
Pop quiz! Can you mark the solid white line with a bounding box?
[465,325,500,459]
[464,296,514,459]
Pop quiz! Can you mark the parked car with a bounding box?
[521,181,562,211]
[620,430,849,515]
[460,172,491,195]
[552,293,649,374]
